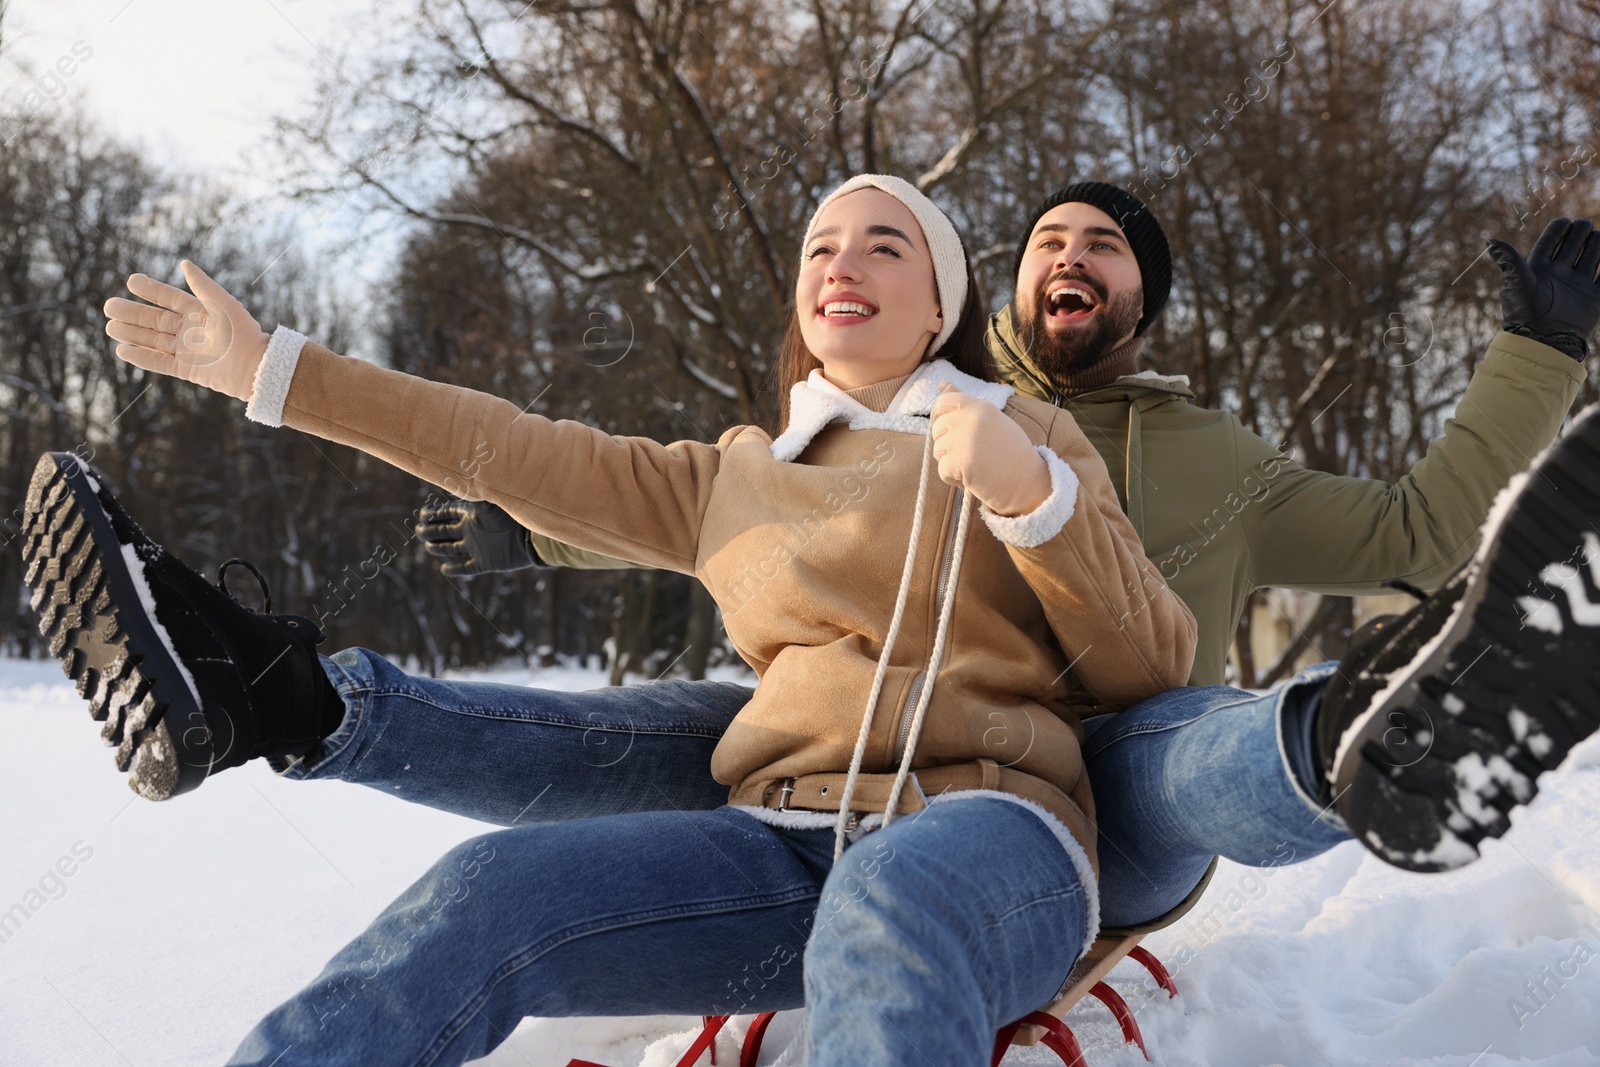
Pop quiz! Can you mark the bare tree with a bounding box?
[8,0,1591,681]
[235,0,1596,681]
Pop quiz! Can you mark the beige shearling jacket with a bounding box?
[248,332,1197,902]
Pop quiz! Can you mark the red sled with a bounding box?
[565,933,1177,1067]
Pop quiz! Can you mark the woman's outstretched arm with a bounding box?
[272,333,725,573]
[103,261,724,574]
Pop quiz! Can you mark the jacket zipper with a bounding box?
[891,487,965,763]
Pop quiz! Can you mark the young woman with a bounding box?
[32,174,1195,1065]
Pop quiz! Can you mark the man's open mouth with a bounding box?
[1044,280,1100,323]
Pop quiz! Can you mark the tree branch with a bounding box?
[453,0,641,175]
[916,59,1061,192]
[612,0,786,304]
[353,165,649,281]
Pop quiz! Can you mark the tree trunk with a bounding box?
[1232,589,1262,689]
[683,581,715,680]
[535,572,559,667]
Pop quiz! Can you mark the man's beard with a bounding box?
[1017,276,1143,379]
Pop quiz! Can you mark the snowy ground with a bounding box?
[2,655,1598,1067]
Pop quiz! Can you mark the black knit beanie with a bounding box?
[1013,181,1172,336]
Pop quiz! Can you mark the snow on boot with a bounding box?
[19,452,344,800]
[1322,404,1600,872]
[1314,575,1472,805]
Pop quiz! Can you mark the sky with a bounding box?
[1,0,378,192]
[0,0,420,348]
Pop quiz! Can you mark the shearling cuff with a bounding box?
[980,446,1079,548]
[245,325,309,427]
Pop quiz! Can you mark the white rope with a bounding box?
[833,433,936,860]
[882,489,976,827]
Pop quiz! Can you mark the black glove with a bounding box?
[415,500,539,577]
[1486,217,1600,361]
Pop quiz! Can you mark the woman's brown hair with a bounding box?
[771,251,993,432]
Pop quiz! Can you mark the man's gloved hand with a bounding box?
[415,501,539,577]
[1486,217,1600,361]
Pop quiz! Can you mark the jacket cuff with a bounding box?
[522,530,553,571]
[1486,329,1588,381]
[980,446,1079,548]
[245,325,310,426]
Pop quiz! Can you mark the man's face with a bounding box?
[1014,202,1144,378]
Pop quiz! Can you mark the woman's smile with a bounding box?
[816,290,879,325]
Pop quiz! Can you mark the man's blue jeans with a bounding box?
[232,650,1351,1065]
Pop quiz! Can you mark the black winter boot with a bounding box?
[1313,575,1473,804]
[1318,404,1600,872]
[20,452,345,800]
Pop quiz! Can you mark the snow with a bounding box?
[3,655,1599,1066]
[119,541,203,723]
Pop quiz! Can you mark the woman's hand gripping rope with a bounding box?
[929,381,1051,517]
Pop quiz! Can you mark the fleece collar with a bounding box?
[769,359,1014,462]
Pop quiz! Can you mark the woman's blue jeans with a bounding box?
[230,650,1351,1066]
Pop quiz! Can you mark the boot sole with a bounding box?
[20,453,215,799]
[1333,405,1600,871]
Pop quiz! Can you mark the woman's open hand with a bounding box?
[102,260,270,401]
[929,382,1052,517]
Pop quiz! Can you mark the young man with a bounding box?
[417,187,1600,924]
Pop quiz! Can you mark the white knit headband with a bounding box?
[801,174,968,359]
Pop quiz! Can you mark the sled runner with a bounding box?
[993,933,1177,1063]
[564,934,1176,1067]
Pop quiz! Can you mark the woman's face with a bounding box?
[796,188,944,390]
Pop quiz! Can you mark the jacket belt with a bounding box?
[739,759,1069,817]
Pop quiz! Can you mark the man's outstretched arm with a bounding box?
[1244,218,1600,595]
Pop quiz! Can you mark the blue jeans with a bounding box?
[1079,663,1350,926]
[236,650,1350,1064]
[236,666,1089,1066]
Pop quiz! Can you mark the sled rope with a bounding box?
[834,431,936,859]
[883,489,975,827]
[834,429,975,856]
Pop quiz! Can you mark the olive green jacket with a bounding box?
[533,307,1586,686]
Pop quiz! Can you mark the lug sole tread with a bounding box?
[19,455,191,801]
[1342,410,1600,872]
